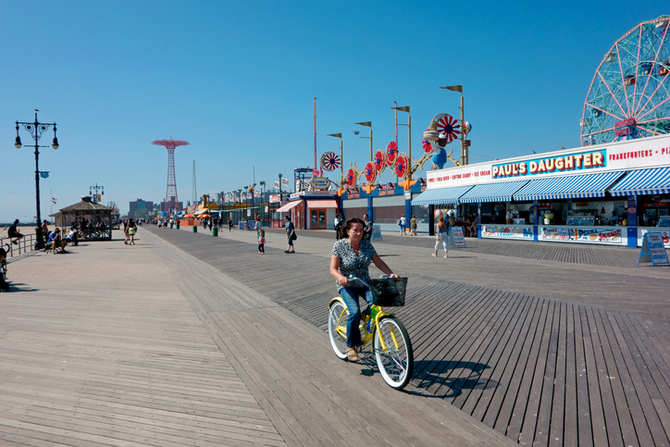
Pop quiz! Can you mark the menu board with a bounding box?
[371,225,383,242]
[638,232,669,267]
[451,227,466,247]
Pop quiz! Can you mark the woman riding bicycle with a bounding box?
[329,217,397,362]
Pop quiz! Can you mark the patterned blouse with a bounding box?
[331,238,377,290]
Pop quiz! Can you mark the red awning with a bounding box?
[306,199,338,209]
[276,200,303,212]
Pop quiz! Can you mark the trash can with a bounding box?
[212,228,218,237]
[193,226,197,233]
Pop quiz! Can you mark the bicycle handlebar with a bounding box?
[345,274,392,289]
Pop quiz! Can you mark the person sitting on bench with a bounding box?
[7,219,24,245]
[47,228,67,253]
[63,226,78,246]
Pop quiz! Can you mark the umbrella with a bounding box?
[199,214,211,218]
[184,214,195,218]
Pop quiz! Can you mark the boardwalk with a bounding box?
[149,225,670,447]
[0,229,515,447]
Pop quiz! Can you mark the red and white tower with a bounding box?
[152,136,190,214]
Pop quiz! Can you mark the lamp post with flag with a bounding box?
[355,121,373,161]
[326,133,344,191]
[50,191,57,219]
[14,109,59,249]
[440,85,469,165]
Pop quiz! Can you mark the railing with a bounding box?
[0,234,37,258]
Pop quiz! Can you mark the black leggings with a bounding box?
[258,244,265,253]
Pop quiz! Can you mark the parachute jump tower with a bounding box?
[152,136,190,214]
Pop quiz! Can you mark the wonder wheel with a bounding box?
[581,16,670,145]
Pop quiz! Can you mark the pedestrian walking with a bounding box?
[410,216,417,235]
[284,215,296,253]
[363,214,373,240]
[228,218,233,231]
[334,214,342,240]
[128,219,138,245]
[398,214,407,235]
[258,229,266,254]
[433,215,448,258]
[123,219,130,245]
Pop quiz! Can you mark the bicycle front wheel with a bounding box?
[373,316,413,389]
[327,298,349,360]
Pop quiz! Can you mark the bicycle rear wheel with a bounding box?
[373,316,413,389]
[327,298,349,360]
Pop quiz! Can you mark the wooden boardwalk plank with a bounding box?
[599,309,653,447]
[460,293,534,417]
[497,299,551,439]
[518,300,556,446]
[585,307,623,447]
[534,299,563,447]
[552,302,574,447]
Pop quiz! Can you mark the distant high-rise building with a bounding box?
[129,199,154,218]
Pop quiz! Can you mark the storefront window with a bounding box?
[640,196,670,227]
[372,195,406,224]
[342,198,367,220]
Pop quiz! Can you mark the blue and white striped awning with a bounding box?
[609,167,670,196]
[411,185,475,205]
[459,180,529,203]
[513,171,626,201]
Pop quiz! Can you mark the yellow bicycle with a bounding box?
[327,276,413,389]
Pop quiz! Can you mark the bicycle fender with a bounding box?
[328,296,346,309]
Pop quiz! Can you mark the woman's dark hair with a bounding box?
[341,217,365,238]
[284,215,291,221]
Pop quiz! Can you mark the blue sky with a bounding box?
[1,0,667,222]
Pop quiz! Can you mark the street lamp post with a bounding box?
[15,109,59,249]
[278,174,283,200]
[440,85,469,165]
[89,184,104,203]
[249,183,256,216]
[392,105,411,171]
[355,121,373,161]
[391,105,413,219]
[259,181,266,224]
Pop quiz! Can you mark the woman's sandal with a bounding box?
[346,347,359,362]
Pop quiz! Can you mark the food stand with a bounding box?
[413,133,670,248]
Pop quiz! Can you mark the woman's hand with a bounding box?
[337,276,350,286]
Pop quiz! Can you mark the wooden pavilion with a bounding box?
[51,196,113,241]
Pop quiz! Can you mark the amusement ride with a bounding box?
[581,15,670,146]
